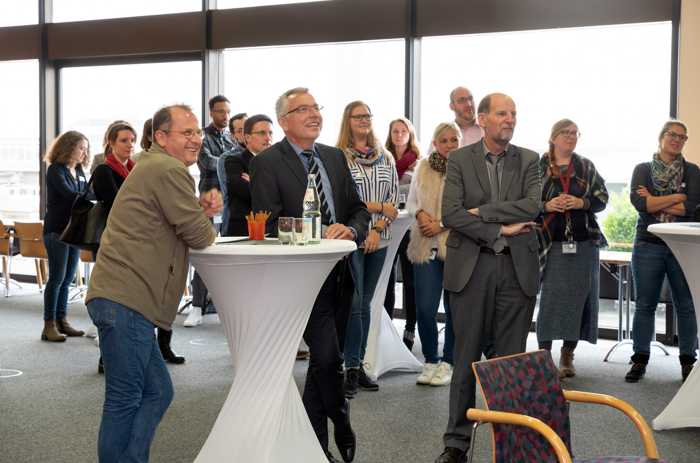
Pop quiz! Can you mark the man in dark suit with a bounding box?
[221,114,273,236]
[250,87,369,463]
[435,93,542,463]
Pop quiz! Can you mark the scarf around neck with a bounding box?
[350,146,382,166]
[650,151,684,223]
[105,153,135,179]
[429,151,447,174]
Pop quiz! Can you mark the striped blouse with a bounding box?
[344,148,400,241]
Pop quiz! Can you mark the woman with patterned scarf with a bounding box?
[336,101,399,397]
[626,120,700,383]
[407,122,460,387]
[536,119,608,379]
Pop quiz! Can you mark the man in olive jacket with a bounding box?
[86,104,221,463]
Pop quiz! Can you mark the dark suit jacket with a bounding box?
[250,138,370,244]
[223,149,254,236]
[441,141,542,297]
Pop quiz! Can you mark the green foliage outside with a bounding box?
[602,188,637,251]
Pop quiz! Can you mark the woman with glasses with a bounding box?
[42,131,91,342]
[92,121,186,373]
[383,117,420,349]
[625,120,699,383]
[336,100,399,397]
[407,122,460,387]
[536,119,608,379]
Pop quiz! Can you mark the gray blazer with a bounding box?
[441,141,542,297]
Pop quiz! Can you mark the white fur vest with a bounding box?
[407,159,450,264]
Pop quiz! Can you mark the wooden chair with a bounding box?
[0,220,22,297]
[13,222,49,291]
[467,350,664,463]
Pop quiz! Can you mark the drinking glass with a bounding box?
[293,218,307,245]
[278,217,294,245]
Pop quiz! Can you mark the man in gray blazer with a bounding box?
[435,93,542,463]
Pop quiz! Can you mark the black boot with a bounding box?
[158,327,185,364]
[344,368,359,398]
[625,352,649,383]
[680,354,696,382]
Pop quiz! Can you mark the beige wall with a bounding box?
[679,1,700,164]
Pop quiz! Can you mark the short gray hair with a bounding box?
[152,104,194,133]
[275,87,309,119]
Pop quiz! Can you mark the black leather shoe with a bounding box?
[325,451,342,463]
[344,368,359,398]
[625,363,647,383]
[334,401,356,462]
[435,447,466,463]
[358,368,379,391]
[682,363,694,382]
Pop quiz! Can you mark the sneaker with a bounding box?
[625,363,647,383]
[417,362,438,385]
[183,306,203,327]
[344,368,359,398]
[430,361,453,386]
[358,368,379,391]
[85,324,98,339]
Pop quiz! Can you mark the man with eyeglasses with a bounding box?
[220,114,273,236]
[229,112,248,148]
[450,86,483,147]
[86,104,220,463]
[250,87,369,463]
[187,95,242,327]
[436,93,541,463]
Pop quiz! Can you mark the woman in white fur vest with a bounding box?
[407,122,461,387]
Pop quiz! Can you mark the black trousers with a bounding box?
[303,260,353,451]
[444,253,536,451]
[384,231,416,332]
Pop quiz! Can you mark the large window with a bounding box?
[0,1,36,27]
[51,0,200,23]
[60,60,202,176]
[420,22,672,186]
[223,39,405,147]
[217,0,329,9]
[0,60,40,221]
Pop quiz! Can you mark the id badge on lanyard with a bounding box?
[559,161,577,255]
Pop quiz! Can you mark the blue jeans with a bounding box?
[344,247,388,368]
[414,259,454,364]
[631,240,698,358]
[43,232,80,321]
[87,298,174,463]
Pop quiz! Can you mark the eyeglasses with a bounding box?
[665,131,689,142]
[160,128,203,139]
[250,130,273,137]
[350,114,373,121]
[559,130,581,138]
[283,104,323,117]
[454,96,474,104]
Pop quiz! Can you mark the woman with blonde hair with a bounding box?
[42,131,91,342]
[336,100,399,397]
[536,118,608,379]
[407,122,460,386]
[625,119,699,383]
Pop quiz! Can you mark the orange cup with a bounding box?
[247,220,265,240]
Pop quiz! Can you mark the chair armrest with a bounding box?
[467,408,573,463]
[563,390,660,459]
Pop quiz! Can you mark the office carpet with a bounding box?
[1,289,698,462]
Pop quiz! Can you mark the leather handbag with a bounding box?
[59,178,108,252]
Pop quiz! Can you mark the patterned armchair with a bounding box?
[467,350,664,463]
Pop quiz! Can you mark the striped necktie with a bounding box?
[301,150,333,224]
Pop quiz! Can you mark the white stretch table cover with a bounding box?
[364,210,423,379]
[189,238,356,462]
[649,223,700,430]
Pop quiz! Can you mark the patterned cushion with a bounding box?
[576,458,666,463]
[473,351,572,463]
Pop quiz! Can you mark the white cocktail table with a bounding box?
[648,222,700,430]
[364,210,423,379]
[190,238,356,462]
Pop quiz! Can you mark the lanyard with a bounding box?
[558,159,574,240]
